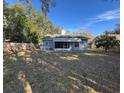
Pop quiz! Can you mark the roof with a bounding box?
[107,34,120,40]
[43,34,89,40]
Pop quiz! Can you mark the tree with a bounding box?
[3,3,41,43]
[40,0,55,17]
[104,24,120,34]
[95,34,119,52]
[4,2,60,44]
[114,24,120,34]
[4,3,29,42]
[53,26,62,34]
[19,0,55,17]
[28,8,60,36]
[104,30,113,34]
[3,0,8,40]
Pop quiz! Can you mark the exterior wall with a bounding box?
[53,37,82,42]
[54,40,88,51]
[54,42,79,51]
[54,48,71,51]
[42,40,54,50]
[80,40,88,50]
[108,34,120,40]
[42,37,88,51]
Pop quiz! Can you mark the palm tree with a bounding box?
[19,0,55,17]
[40,0,55,17]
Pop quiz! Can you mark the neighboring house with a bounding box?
[107,33,120,41]
[41,35,89,51]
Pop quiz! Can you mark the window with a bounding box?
[55,42,70,48]
[74,42,79,47]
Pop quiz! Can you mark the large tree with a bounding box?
[4,2,61,43]
[4,3,29,42]
[40,0,55,17]
[95,34,119,52]
[19,0,55,17]
[3,3,42,43]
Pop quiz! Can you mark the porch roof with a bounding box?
[43,34,89,41]
[53,37,82,42]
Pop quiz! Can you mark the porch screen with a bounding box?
[55,42,70,48]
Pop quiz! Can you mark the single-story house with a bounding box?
[41,35,89,51]
[107,33,120,41]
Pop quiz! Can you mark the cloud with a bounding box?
[84,8,120,27]
[93,9,120,21]
[64,9,120,35]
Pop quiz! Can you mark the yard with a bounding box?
[3,49,120,93]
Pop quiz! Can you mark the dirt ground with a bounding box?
[3,49,120,93]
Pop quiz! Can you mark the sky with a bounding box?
[6,0,120,36]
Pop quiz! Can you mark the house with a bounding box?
[107,33,120,41]
[41,34,89,51]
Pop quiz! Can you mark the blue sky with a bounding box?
[6,0,120,36]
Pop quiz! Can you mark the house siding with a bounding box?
[41,35,88,51]
[42,40,54,50]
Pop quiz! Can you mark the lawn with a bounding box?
[3,49,120,93]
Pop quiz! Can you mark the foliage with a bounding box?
[3,2,61,44]
[114,24,120,34]
[103,24,120,34]
[4,3,29,42]
[95,24,120,52]
[95,34,119,52]
[40,0,55,17]
[19,0,55,17]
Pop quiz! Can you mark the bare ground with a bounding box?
[3,49,120,93]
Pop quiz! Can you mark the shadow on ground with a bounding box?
[3,49,120,93]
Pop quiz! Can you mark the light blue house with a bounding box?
[41,35,89,51]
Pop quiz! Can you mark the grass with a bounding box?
[3,49,120,93]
